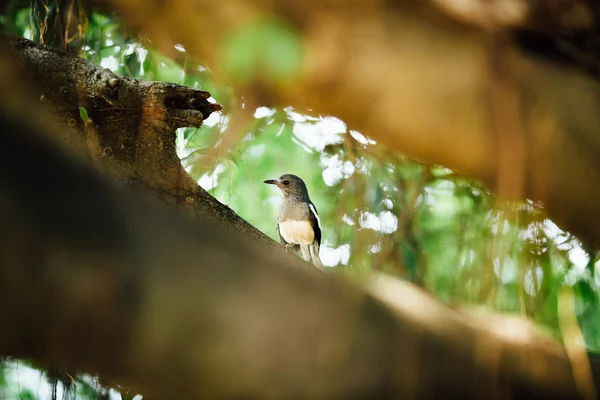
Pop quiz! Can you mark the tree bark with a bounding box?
[93,0,600,251]
[0,97,591,399]
[3,33,278,248]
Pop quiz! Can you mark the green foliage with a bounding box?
[18,389,37,400]
[220,17,303,85]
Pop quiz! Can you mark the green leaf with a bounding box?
[79,106,89,122]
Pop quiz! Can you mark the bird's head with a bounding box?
[264,174,309,199]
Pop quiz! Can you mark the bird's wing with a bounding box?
[276,222,287,244]
[308,201,322,247]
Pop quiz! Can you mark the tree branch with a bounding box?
[3,33,278,248]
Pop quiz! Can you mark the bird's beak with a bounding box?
[263,179,277,185]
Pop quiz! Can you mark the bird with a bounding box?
[264,174,325,271]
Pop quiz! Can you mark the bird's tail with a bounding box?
[309,242,325,271]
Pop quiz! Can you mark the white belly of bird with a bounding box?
[279,220,314,246]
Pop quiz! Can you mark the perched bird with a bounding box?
[264,174,324,271]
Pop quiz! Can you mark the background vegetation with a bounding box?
[1,2,598,399]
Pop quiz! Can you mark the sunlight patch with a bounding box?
[349,129,376,145]
[136,46,148,75]
[321,154,355,186]
[203,111,224,127]
[342,214,355,226]
[359,210,398,234]
[524,267,544,296]
[292,116,345,151]
[320,244,351,266]
[254,107,276,119]
[569,246,589,271]
[493,257,517,284]
[380,199,393,210]
[491,220,510,235]
[368,242,382,253]
[100,55,119,71]
[198,164,226,190]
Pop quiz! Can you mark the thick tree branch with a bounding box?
[2,33,278,248]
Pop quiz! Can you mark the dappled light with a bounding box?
[2,0,600,399]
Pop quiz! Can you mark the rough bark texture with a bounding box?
[93,0,600,251]
[0,101,592,400]
[3,34,278,247]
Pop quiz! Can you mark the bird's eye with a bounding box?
[283,180,289,185]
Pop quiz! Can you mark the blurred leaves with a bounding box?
[220,17,303,85]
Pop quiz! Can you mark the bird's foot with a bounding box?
[284,243,295,252]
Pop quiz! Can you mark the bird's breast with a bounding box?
[279,220,314,246]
